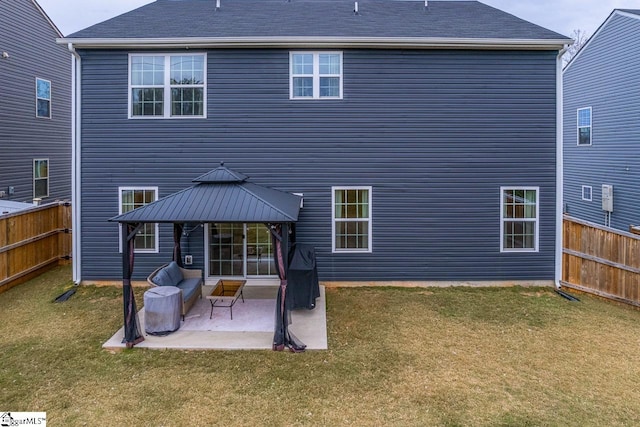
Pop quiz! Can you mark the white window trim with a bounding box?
[35,77,51,119]
[118,186,159,253]
[577,107,592,146]
[332,186,372,254]
[581,185,592,201]
[290,51,343,100]
[128,53,207,119]
[500,186,539,253]
[33,158,49,199]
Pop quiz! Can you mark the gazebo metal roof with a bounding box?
[109,164,301,224]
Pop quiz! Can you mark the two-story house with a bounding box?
[0,0,72,205]
[61,0,570,287]
[563,9,640,232]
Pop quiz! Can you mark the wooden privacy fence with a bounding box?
[0,201,72,294]
[563,215,640,307]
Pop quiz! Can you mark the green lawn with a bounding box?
[1,266,640,426]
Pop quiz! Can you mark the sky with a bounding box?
[37,0,640,38]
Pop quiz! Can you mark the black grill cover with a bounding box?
[288,243,320,309]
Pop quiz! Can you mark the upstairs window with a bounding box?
[500,187,538,252]
[36,78,51,118]
[577,107,592,146]
[129,54,206,118]
[33,159,49,198]
[290,52,342,99]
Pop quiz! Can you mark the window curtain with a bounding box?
[122,223,144,348]
[270,223,306,352]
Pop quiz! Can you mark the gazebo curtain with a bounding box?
[122,223,144,348]
[173,223,184,267]
[121,222,182,348]
[270,223,306,352]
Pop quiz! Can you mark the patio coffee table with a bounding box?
[206,279,246,320]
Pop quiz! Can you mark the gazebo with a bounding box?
[109,163,305,351]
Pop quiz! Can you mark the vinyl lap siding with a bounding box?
[0,1,71,202]
[563,13,640,231]
[79,48,557,282]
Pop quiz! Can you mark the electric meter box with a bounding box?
[602,184,613,212]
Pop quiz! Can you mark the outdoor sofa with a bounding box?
[147,262,203,318]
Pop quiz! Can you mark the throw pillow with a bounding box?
[165,261,184,284]
[152,267,174,287]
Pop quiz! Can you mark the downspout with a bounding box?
[68,43,82,284]
[555,45,569,290]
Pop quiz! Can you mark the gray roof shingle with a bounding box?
[618,9,640,16]
[67,0,568,42]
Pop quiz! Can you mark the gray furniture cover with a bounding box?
[144,286,181,335]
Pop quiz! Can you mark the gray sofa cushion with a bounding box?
[178,278,201,302]
[152,267,174,287]
[165,261,184,285]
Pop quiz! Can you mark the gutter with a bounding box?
[57,36,570,50]
[68,43,82,284]
[555,44,570,290]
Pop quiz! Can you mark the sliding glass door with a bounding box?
[208,223,276,278]
[209,223,244,276]
[245,223,276,276]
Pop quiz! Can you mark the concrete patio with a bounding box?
[103,285,327,351]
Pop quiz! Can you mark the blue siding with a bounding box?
[563,12,640,231]
[0,0,71,203]
[79,48,558,282]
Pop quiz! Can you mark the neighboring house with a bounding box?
[563,9,640,232]
[0,200,34,216]
[0,0,72,204]
[61,0,570,286]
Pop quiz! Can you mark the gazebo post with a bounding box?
[282,223,289,273]
[122,222,144,348]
